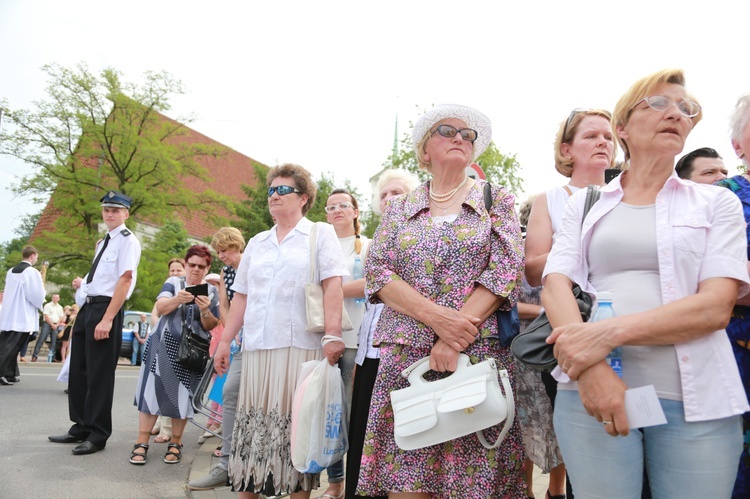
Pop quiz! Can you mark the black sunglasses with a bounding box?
[429,124,478,143]
[268,185,302,197]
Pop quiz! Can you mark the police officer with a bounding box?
[49,190,141,455]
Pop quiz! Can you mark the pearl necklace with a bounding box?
[429,176,468,202]
[431,193,463,215]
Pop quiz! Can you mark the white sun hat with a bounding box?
[412,104,492,160]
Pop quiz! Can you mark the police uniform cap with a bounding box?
[99,190,133,209]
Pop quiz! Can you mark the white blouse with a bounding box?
[338,234,370,348]
[544,172,750,422]
[232,217,349,351]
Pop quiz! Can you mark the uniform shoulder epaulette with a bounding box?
[121,229,132,236]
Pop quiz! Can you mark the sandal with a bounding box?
[164,442,183,464]
[129,443,149,465]
[153,435,171,443]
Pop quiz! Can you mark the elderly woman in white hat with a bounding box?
[356,104,526,498]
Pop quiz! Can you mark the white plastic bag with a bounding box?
[57,352,71,382]
[290,357,349,473]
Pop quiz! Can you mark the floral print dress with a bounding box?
[357,180,526,498]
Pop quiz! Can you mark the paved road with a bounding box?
[0,362,204,499]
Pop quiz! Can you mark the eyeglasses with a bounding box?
[267,185,302,197]
[635,96,701,118]
[429,124,478,143]
[324,202,354,213]
[186,262,208,270]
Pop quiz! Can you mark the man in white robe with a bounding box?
[0,246,45,385]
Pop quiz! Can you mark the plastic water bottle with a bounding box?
[591,292,622,378]
[229,339,240,362]
[352,255,365,304]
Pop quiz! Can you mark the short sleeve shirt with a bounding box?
[232,217,348,351]
[85,223,141,299]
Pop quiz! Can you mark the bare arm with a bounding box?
[342,279,365,299]
[524,192,553,287]
[217,269,231,326]
[321,276,345,365]
[156,289,194,316]
[548,276,740,380]
[518,302,543,320]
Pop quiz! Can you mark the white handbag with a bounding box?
[390,353,514,451]
[305,222,354,333]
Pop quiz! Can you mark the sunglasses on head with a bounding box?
[268,185,302,197]
[429,124,478,143]
[561,108,592,142]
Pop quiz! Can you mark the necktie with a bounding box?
[86,234,111,284]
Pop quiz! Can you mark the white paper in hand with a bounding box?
[625,385,667,428]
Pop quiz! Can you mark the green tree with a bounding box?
[232,163,274,240]
[127,221,191,312]
[0,63,230,300]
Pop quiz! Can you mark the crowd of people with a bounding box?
[3,67,750,498]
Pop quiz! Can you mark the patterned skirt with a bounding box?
[134,322,200,419]
[515,361,563,473]
[356,341,527,498]
[229,347,323,494]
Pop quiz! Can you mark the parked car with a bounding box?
[120,310,152,360]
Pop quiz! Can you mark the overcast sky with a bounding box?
[1,0,749,245]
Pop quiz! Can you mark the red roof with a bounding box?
[32,114,263,241]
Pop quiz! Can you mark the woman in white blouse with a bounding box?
[316,188,369,499]
[543,69,750,498]
[214,164,348,499]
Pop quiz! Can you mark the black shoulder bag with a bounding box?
[483,183,520,347]
[509,185,600,372]
[176,279,212,374]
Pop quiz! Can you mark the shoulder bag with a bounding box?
[483,182,520,346]
[176,278,212,374]
[305,222,354,333]
[510,185,600,372]
[390,353,515,450]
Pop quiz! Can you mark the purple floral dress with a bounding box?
[357,180,526,498]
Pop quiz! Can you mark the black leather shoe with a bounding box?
[49,433,84,444]
[6,376,18,383]
[72,441,104,455]
[0,376,13,385]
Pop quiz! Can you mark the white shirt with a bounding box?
[0,260,45,333]
[43,301,64,324]
[85,223,141,299]
[544,171,750,422]
[233,218,349,351]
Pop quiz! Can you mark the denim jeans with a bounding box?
[33,322,56,360]
[554,390,742,498]
[131,339,145,365]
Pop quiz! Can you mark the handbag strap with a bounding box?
[309,222,320,284]
[476,368,515,449]
[582,185,601,225]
